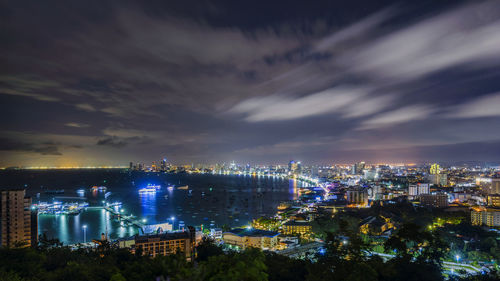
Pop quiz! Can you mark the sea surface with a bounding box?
[0,169,307,244]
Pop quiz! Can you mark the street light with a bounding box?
[142,218,147,223]
[83,224,88,243]
[456,255,460,263]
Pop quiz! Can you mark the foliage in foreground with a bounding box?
[1,225,499,281]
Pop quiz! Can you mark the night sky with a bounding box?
[1,0,500,167]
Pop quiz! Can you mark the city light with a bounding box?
[82,224,88,243]
[3,0,500,279]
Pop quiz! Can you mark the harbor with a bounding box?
[34,201,89,215]
[29,172,303,244]
[100,205,146,230]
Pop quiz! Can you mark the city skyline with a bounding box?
[2,0,500,167]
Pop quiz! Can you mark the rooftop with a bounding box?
[224,228,280,238]
[283,220,311,226]
[135,231,190,243]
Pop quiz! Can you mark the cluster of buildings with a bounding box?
[121,159,500,256]
[2,161,499,261]
[114,224,285,258]
[117,226,197,260]
[470,179,500,227]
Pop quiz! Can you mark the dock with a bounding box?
[88,206,146,231]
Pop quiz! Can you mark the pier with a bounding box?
[87,206,146,231]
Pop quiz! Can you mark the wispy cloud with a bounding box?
[449,92,500,118]
[349,1,500,80]
[359,105,435,129]
[2,1,500,164]
[75,103,97,112]
[229,87,368,121]
[0,76,61,102]
[65,122,90,128]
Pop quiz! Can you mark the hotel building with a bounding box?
[471,207,500,227]
[0,189,37,248]
[134,228,195,260]
[223,228,279,250]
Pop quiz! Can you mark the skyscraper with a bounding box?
[346,186,368,207]
[288,160,299,174]
[160,158,167,171]
[483,178,500,195]
[352,161,366,175]
[430,163,440,174]
[428,163,447,186]
[1,189,37,247]
[408,183,430,197]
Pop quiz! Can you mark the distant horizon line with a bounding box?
[1,161,500,170]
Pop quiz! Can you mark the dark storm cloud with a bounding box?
[0,0,500,166]
[0,138,62,156]
[96,137,127,148]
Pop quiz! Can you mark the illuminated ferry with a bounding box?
[91,186,107,192]
[138,184,161,194]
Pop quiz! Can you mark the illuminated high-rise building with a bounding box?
[1,189,37,247]
[346,186,368,207]
[430,163,440,174]
[485,178,500,195]
[408,183,430,197]
[160,158,167,171]
[419,193,448,208]
[487,195,500,207]
[352,161,365,175]
[471,207,500,227]
[428,164,447,186]
[428,173,448,186]
[288,160,299,174]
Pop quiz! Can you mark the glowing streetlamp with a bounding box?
[170,216,176,230]
[456,255,460,263]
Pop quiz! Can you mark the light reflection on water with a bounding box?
[39,209,139,245]
[30,173,309,245]
[58,214,68,243]
[139,192,157,221]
